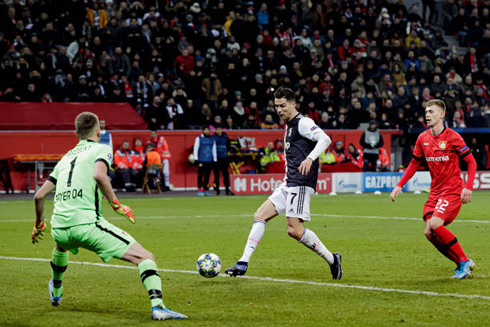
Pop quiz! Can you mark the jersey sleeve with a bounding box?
[298,117,323,141]
[95,144,113,170]
[412,135,424,161]
[298,117,332,160]
[48,162,60,185]
[452,132,471,158]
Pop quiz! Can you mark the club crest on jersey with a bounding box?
[285,142,290,151]
[438,141,446,149]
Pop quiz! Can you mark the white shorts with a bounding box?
[268,183,315,221]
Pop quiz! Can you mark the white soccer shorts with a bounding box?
[268,183,315,221]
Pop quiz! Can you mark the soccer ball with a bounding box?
[196,253,221,278]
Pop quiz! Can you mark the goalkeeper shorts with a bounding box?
[51,218,136,262]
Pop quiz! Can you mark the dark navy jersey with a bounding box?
[284,114,328,190]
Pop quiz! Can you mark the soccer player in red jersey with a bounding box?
[390,99,477,279]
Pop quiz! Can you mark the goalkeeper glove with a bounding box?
[110,198,135,224]
[32,221,46,244]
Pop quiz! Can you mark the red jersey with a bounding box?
[412,128,471,195]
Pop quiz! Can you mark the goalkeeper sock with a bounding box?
[139,259,165,308]
[50,248,68,297]
[238,220,266,263]
[432,226,468,264]
[299,229,334,265]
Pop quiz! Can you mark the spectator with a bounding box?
[260,114,279,130]
[260,141,282,167]
[99,119,113,151]
[212,124,234,196]
[174,48,194,77]
[332,141,347,163]
[469,137,488,170]
[165,97,185,130]
[114,140,137,192]
[201,70,222,111]
[346,143,363,169]
[149,130,172,191]
[86,2,108,31]
[360,120,384,172]
[194,126,216,196]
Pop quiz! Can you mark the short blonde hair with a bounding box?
[426,99,446,112]
[75,112,99,139]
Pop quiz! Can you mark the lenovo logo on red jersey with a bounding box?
[425,155,449,162]
[462,171,490,190]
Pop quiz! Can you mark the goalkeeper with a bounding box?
[31,112,187,321]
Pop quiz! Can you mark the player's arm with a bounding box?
[298,118,332,175]
[390,137,424,202]
[460,150,477,204]
[93,161,135,223]
[32,179,56,243]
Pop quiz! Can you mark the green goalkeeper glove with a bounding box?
[110,198,135,224]
[31,221,46,244]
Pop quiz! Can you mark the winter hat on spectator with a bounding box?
[86,59,93,67]
[79,75,87,81]
[190,2,201,13]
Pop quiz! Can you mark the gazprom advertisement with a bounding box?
[332,172,432,193]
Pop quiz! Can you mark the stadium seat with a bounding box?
[141,163,164,195]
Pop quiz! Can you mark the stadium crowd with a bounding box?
[0,0,490,132]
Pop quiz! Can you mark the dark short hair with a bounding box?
[274,86,295,102]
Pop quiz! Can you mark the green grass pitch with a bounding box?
[1,192,489,326]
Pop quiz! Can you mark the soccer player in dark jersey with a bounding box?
[390,99,477,279]
[225,86,343,280]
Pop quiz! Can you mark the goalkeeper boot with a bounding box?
[48,279,62,306]
[152,306,188,320]
[225,261,248,277]
[329,253,343,280]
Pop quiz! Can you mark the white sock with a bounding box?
[299,228,334,265]
[238,220,266,263]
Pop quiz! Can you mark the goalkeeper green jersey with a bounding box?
[48,139,113,228]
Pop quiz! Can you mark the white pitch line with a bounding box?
[0,255,489,301]
[1,213,489,224]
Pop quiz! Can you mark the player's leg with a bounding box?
[202,163,212,195]
[197,164,204,195]
[286,186,342,279]
[81,219,187,320]
[223,160,233,195]
[424,195,473,278]
[226,186,283,276]
[49,243,69,306]
[162,158,170,189]
[213,160,220,195]
[121,242,188,320]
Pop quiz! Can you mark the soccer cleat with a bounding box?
[197,191,204,197]
[329,253,343,280]
[152,306,188,320]
[48,279,62,306]
[204,191,212,196]
[225,261,248,277]
[226,190,235,196]
[452,259,475,279]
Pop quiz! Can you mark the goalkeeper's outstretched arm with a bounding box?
[32,180,56,243]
